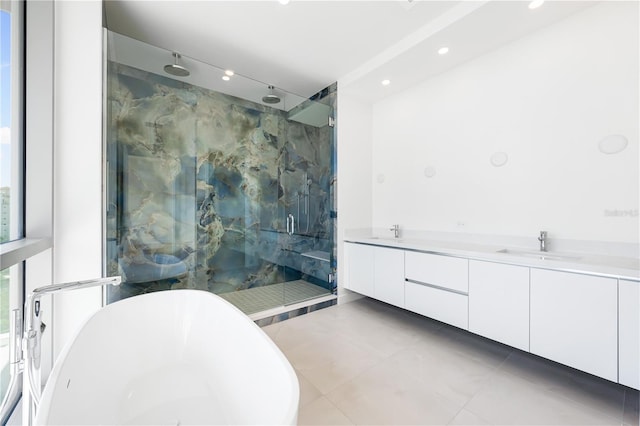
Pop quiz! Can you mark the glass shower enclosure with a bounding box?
[104,31,336,316]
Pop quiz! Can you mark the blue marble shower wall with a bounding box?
[105,62,337,306]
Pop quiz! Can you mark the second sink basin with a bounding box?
[497,248,581,262]
[369,236,404,243]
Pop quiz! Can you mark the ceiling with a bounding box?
[104,0,595,104]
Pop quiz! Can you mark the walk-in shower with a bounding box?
[104,31,337,317]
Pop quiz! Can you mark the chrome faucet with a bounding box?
[23,276,121,412]
[390,224,400,238]
[538,231,547,252]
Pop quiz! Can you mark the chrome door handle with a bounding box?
[287,214,295,235]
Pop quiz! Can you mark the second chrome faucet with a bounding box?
[390,224,400,238]
[538,230,547,252]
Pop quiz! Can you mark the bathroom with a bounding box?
[0,0,638,424]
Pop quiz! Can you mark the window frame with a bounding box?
[0,0,55,423]
[0,0,27,421]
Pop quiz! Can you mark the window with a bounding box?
[0,0,24,420]
[0,1,24,245]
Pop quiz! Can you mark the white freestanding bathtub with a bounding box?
[35,290,299,425]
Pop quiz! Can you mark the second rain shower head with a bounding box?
[164,52,190,77]
[262,85,281,104]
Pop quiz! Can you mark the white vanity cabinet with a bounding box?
[373,246,405,308]
[344,242,404,307]
[344,242,375,297]
[530,269,618,382]
[345,237,638,387]
[468,260,530,351]
[619,279,639,389]
[404,252,469,330]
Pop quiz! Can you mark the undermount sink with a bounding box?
[369,236,404,243]
[497,248,581,262]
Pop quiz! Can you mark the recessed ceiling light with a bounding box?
[222,75,230,81]
[528,0,544,10]
[381,79,391,86]
[224,70,234,76]
[278,0,290,5]
[438,47,449,55]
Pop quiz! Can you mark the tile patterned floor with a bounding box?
[218,280,331,314]
[263,297,640,426]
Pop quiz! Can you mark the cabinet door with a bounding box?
[469,261,529,351]
[530,269,617,382]
[405,281,468,329]
[405,251,468,293]
[619,279,639,389]
[373,247,404,308]
[344,243,375,297]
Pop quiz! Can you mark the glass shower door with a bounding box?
[105,61,198,303]
[281,92,336,307]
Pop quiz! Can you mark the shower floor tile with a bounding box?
[219,280,331,315]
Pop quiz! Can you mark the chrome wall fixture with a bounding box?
[164,52,190,77]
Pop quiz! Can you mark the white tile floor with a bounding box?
[263,297,640,426]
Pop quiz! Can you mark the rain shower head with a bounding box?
[164,52,190,77]
[262,85,281,104]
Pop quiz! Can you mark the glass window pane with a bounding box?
[0,1,25,244]
[0,0,25,422]
[0,263,21,410]
[0,266,9,398]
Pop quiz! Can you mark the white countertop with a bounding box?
[344,236,640,281]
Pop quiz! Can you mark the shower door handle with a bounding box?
[287,214,295,235]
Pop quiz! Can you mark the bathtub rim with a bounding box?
[35,289,300,425]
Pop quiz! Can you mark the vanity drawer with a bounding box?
[405,251,468,293]
[405,281,468,330]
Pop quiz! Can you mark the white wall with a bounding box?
[336,91,373,301]
[52,0,103,358]
[371,2,639,243]
[25,0,54,381]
